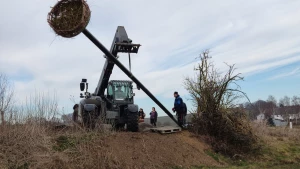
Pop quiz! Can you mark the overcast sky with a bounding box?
[0,0,300,117]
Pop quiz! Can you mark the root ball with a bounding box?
[47,0,91,38]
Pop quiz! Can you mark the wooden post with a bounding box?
[289,116,292,129]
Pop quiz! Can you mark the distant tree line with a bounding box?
[242,95,300,120]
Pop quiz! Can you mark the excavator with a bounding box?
[76,26,180,132]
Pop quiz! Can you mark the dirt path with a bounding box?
[101,130,222,169]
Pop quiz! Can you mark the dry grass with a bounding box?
[252,121,300,142]
[0,121,119,169]
[247,122,300,167]
[184,123,300,169]
[0,121,224,169]
[1,119,299,169]
[0,123,51,169]
[0,90,121,169]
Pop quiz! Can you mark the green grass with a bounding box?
[53,135,76,151]
[204,150,221,162]
[185,141,300,169]
[52,133,99,152]
[188,163,300,169]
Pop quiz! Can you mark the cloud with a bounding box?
[0,0,300,114]
[268,67,300,80]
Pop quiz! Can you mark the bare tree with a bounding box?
[184,50,247,113]
[266,95,277,116]
[267,95,277,105]
[69,95,77,104]
[281,96,291,106]
[291,95,300,106]
[184,50,257,155]
[23,90,59,124]
[279,96,288,107]
[0,73,14,125]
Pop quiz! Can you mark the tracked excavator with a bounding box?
[77,26,180,132]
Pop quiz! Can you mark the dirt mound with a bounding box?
[100,131,222,169]
[0,123,223,169]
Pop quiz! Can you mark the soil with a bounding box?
[100,129,223,169]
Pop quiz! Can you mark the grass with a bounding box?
[52,132,98,152]
[1,111,300,169]
[187,146,300,169]
[0,122,116,169]
[53,135,76,151]
[183,122,300,169]
[2,122,299,169]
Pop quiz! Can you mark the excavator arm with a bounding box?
[94,26,140,96]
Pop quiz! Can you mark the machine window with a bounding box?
[113,82,132,100]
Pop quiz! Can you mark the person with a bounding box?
[182,102,187,126]
[138,108,146,119]
[172,91,185,126]
[149,107,158,127]
[72,104,79,122]
[115,86,126,99]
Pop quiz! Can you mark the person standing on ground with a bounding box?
[172,91,185,126]
[149,107,158,127]
[138,108,146,119]
[182,102,187,126]
[72,104,79,123]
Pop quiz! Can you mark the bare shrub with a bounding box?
[0,88,62,168]
[21,90,60,125]
[0,73,14,125]
[185,50,259,156]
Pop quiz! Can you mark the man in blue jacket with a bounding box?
[172,91,185,126]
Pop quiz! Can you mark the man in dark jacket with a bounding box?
[172,91,185,126]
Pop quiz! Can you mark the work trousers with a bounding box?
[150,118,156,126]
[177,112,186,126]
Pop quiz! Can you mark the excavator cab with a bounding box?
[107,80,134,104]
